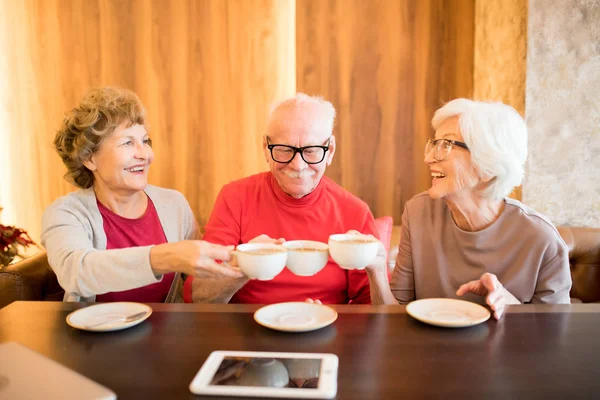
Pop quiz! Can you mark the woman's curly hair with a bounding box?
[54,87,147,188]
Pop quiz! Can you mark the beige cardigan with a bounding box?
[41,185,199,302]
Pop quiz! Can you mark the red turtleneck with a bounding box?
[184,172,376,304]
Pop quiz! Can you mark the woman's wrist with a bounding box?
[366,264,388,281]
[149,243,178,275]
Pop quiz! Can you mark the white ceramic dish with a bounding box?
[328,234,379,270]
[406,298,491,328]
[254,302,338,332]
[66,302,152,332]
[234,243,288,280]
[283,240,329,276]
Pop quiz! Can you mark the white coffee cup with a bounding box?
[233,243,287,280]
[282,240,329,276]
[328,233,379,270]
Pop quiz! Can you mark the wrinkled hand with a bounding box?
[187,241,245,279]
[249,234,286,245]
[345,230,387,271]
[152,240,245,279]
[456,273,506,320]
[305,298,322,305]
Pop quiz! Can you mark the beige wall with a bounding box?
[524,0,600,227]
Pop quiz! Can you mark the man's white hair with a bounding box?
[268,93,336,135]
[432,99,528,199]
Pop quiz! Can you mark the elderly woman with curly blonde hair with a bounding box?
[42,87,243,303]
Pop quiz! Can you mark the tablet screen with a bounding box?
[209,357,322,389]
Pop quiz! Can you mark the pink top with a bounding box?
[185,172,377,304]
[95,197,174,303]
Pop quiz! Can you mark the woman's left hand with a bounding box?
[456,273,507,320]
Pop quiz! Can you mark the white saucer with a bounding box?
[66,302,152,332]
[406,298,490,328]
[254,302,338,332]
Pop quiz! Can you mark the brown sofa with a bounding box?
[0,251,64,309]
[0,226,598,308]
[388,225,600,303]
[557,226,600,303]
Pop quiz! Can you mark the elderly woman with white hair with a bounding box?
[366,99,572,319]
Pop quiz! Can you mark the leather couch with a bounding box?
[557,226,600,303]
[0,251,64,309]
[0,226,598,308]
[388,225,600,303]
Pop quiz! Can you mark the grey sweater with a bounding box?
[390,193,572,305]
[41,185,199,302]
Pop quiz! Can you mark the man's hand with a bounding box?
[249,234,286,245]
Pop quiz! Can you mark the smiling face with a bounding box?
[425,116,480,200]
[83,122,154,196]
[264,105,335,198]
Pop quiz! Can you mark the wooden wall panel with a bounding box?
[0,0,295,240]
[474,0,527,200]
[0,0,77,238]
[474,0,526,114]
[296,0,475,222]
[1,0,482,240]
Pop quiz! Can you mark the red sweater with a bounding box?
[185,172,377,304]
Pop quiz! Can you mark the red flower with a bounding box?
[0,224,36,266]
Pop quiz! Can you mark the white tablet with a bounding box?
[189,351,338,398]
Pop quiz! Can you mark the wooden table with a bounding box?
[1,302,599,399]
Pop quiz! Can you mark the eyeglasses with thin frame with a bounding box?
[266,136,331,164]
[424,138,469,161]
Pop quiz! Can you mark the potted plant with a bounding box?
[0,207,37,267]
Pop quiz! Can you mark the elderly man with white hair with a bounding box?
[366,99,572,319]
[184,93,377,304]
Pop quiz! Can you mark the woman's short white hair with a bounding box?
[268,93,336,134]
[432,99,528,199]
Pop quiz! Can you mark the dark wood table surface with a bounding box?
[1,302,600,399]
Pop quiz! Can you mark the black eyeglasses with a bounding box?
[266,136,331,164]
[424,138,469,161]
